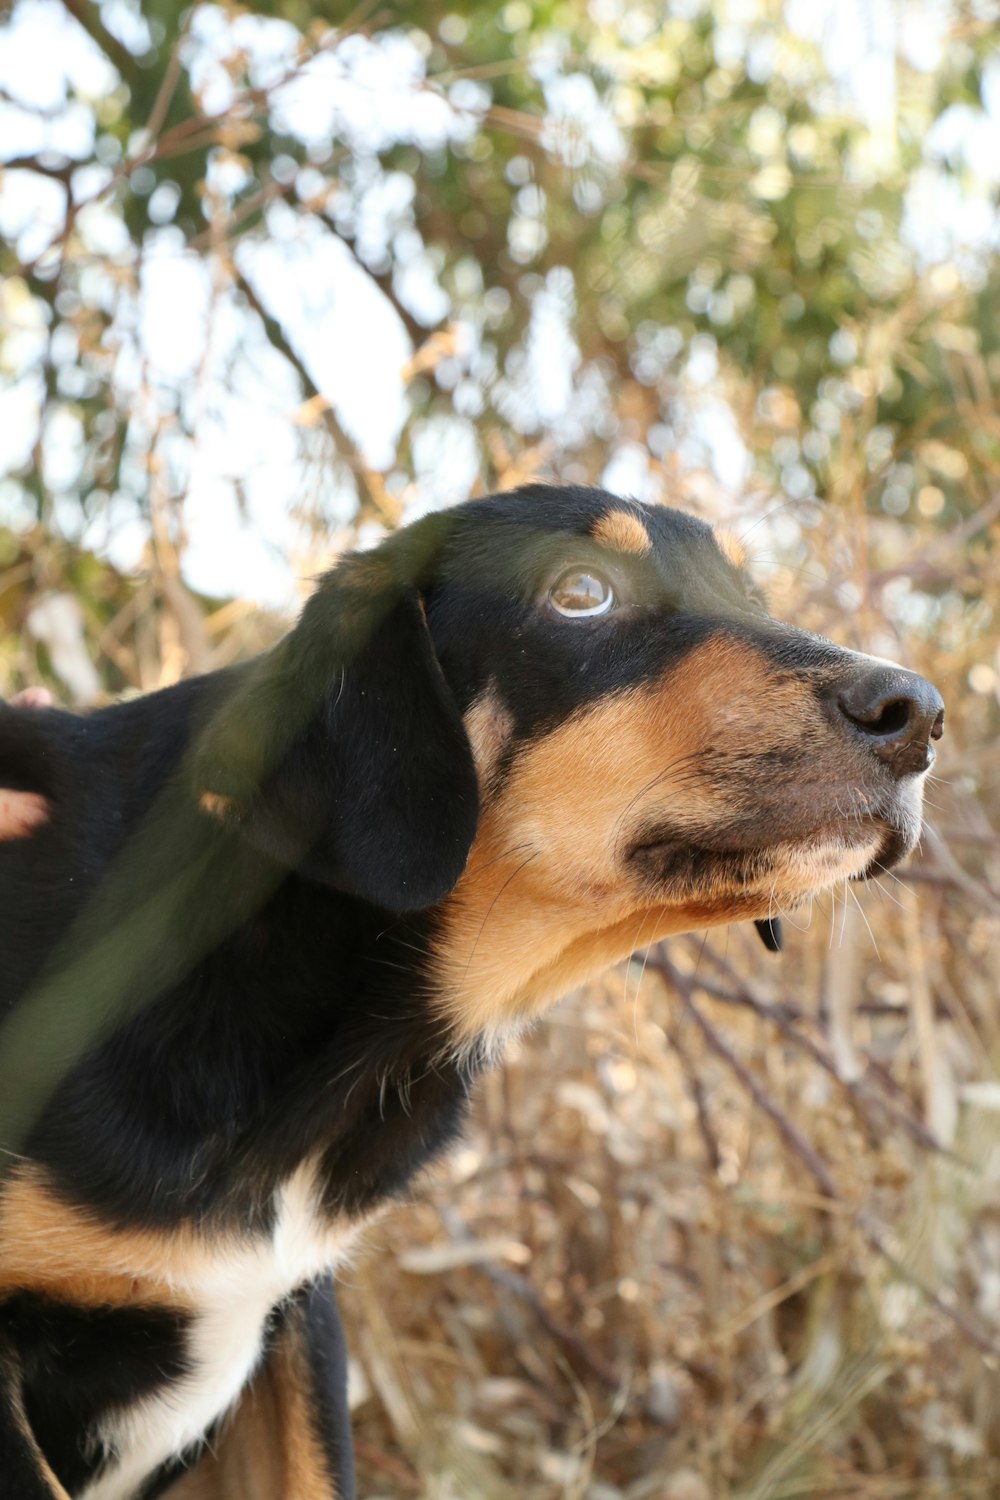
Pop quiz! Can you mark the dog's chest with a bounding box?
[80,1169,359,1500]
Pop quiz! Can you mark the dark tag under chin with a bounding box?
[754,917,784,953]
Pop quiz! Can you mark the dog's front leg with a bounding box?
[0,1335,72,1500]
[159,1275,354,1500]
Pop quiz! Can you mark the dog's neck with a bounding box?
[427,828,760,1058]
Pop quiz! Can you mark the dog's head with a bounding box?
[196,485,942,1035]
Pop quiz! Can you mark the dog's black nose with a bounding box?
[834,665,944,776]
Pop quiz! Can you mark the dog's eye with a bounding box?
[548,568,615,618]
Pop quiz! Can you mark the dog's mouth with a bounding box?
[630,827,875,892]
[628,794,921,906]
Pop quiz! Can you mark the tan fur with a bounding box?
[433,636,873,1045]
[198,791,235,821]
[0,1168,208,1306]
[714,528,748,570]
[463,689,513,790]
[0,1166,361,1309]
[162,1316,336,1500]
[0,790,50,841]
[592,509,652,556]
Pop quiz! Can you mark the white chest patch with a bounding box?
[80,1167,361,1500]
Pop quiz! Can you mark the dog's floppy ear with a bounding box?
[193,522,478,912]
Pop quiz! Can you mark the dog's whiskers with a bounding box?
[848,882,880,959]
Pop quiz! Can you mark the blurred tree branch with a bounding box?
[0,155,76,181]
[232,264,400,525]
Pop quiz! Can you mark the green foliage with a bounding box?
[2,0,997,577]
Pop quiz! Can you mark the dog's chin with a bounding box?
[851,781,926,882]
[853,820,919,882]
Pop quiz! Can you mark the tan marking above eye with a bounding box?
[714,528,749,571]
[592,509,652,556]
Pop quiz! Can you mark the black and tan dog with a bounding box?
[0,485,943,1499]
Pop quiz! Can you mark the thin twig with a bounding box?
[0,155,76,181]
[232,266,398,525]
[141,19,192,147]
[668,1017,722,1174]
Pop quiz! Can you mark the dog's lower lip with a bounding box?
[630,835,749,867]
[628,836,765,880]
[629,828,745,858]
[629,818,887,867]
[630,835,678,857]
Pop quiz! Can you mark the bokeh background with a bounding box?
[2,1,1000,1495]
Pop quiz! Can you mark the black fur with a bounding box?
[6,1296,190,1494]
[296,1275,357,1498]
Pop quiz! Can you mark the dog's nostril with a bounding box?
[931,708,945,741]
[839,695,911,738]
